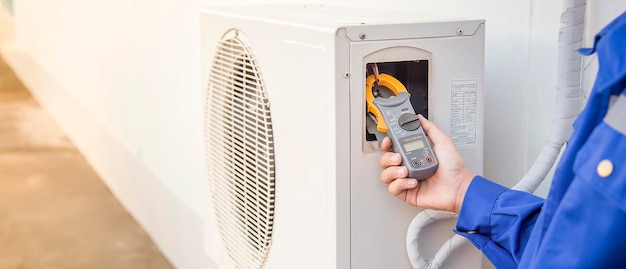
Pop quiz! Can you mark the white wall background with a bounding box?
[2,0,626,268]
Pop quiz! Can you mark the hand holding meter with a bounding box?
[366,73,438,180]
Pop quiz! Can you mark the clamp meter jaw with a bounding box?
[366,74,438,180]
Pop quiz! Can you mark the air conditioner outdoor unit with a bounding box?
[201,5,485,269]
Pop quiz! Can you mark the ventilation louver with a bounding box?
[204,30,275,269]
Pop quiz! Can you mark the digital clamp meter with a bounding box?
[366,73,438,180]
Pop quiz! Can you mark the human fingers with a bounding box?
[387,177,418,198]
[417,114,453,145]
[380,137,393,152]
[380,152,402,168]
[380,165,407,184]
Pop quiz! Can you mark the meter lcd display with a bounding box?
[403,139,425,152]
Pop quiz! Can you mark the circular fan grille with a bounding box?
[204,30,275,269]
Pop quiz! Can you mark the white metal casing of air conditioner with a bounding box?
[201,5,485,269]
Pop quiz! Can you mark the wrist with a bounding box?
[454,171,475,213]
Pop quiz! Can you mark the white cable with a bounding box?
[406,209,466,269]
[406,0,586,267]
[513,0,586,192]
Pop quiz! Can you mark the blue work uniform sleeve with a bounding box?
[455,176,544,268]
[452,11,626,268]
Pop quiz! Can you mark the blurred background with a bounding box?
[1,1,173,267]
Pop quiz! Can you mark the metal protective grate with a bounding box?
[204,30,275,269]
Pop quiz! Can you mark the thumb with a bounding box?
[417,114,450,145]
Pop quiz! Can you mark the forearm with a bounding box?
[455,176,544,266]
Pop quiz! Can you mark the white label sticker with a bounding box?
[450,79,478,145]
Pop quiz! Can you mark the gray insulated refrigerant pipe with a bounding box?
[406,0,587,268]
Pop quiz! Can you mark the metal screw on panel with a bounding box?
[359,33,366,40]
[456,28,464,35]
[343,72,350,78]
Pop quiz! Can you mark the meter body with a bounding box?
[372,92,438,180]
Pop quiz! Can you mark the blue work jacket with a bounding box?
[456,11,626,268]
